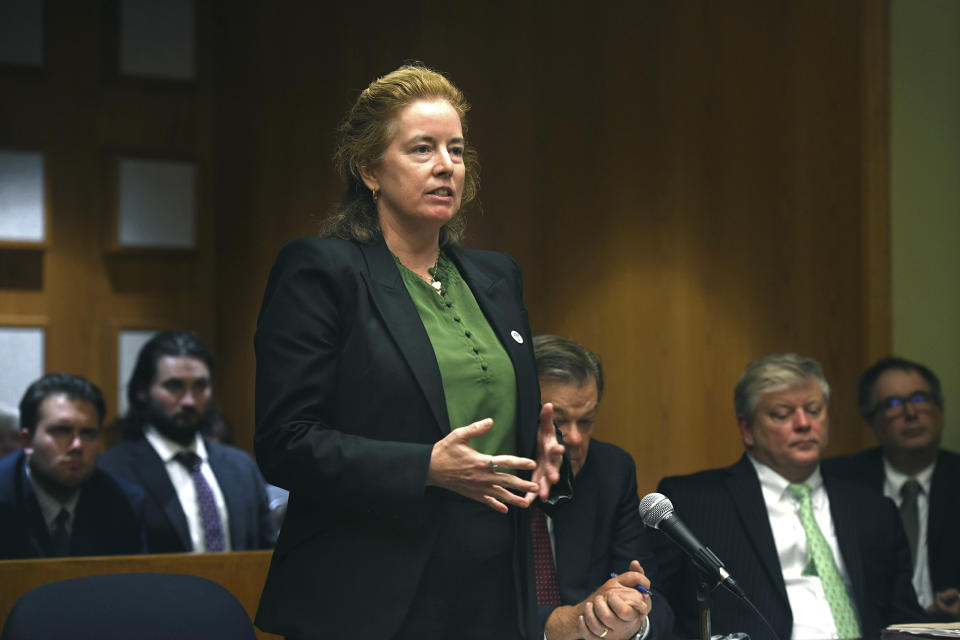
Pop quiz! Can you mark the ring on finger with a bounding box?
[488,458,500,472]
[599,627,609,638]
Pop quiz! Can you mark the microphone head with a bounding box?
[638,492,675,529]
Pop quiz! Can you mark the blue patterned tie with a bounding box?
[788,483,861,638]
[175,452,225,552]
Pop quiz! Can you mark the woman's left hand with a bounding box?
[526,403,565,504]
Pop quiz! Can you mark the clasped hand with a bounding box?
[545,560,651,640]
[427,404,564,513]
[578,560,651,640]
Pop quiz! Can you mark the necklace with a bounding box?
[392,250,444,294]
[423,257,443,293]
[412,255,443,293]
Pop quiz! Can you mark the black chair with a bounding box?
[1,572,257,640]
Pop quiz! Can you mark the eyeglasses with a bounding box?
[871,390,938,418]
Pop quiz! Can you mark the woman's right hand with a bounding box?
[427,418,540,513]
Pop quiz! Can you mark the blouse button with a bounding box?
[481,364,488,371]
[465,331,471,338]
[454,317,461,322]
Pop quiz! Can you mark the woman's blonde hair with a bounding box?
[321,64,480,245]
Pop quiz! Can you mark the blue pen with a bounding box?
[610,572,651,595]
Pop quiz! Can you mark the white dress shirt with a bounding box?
[750,456,855,640]
[882,459,934,608]
[144,427,232,552]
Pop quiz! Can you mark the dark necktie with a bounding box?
[174,452,226,552]
[531,508,561,606]
[900,479,922,565]
[50,508,70,556]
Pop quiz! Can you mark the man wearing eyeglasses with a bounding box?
[824,356,960,619]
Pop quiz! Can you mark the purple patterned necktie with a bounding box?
[174,452,225,552]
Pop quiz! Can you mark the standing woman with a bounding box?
[254,64,567,640]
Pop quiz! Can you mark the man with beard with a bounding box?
[99,331,275,553]
[0,374,146,558]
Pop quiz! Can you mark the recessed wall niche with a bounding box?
[118,0,195,81]
[0,150,46,246]
[117,328,157,416]
[0,1,44,68]
[0,325,45,408]
[113,156,197,250]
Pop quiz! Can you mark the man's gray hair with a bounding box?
[533,334,604,401]
[734,353,830,422]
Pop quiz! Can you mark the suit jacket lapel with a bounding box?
[448,248,538,454]
[824,475,866,606]
[129,438,192,550]
[359,238,449,435]
[552,460,599,590]
[927,451,954,567]
[15,455,53,556]
[724,455,791,606]
[206,442,243,547]
[863,447,887,490]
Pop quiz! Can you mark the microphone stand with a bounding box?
[695,571,716,640]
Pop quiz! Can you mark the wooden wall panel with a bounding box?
[213,0,889,494]
[0,0,891,610]
[0,1,216,430]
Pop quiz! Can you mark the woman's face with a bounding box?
[362,99,466,234]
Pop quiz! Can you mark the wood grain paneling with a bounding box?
[213,1,889,493]
[1,0,889,506]
[0,1,216,423]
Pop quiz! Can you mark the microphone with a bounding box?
[639,492,746,599]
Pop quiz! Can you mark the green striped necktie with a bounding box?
[788,483,862,639]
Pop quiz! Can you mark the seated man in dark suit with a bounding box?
[824,356,960,619]
[653,353,924,640]
[0,373,146,559]
[533,335,672,640]
[99,331,276,553]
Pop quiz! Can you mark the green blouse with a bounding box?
[395,252,518,456]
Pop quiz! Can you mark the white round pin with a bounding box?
[511,330,523,344]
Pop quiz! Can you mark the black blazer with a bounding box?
[0,451,147,559]
[823,447,960,599]
[253,236,545,639]
[98,437,276,553]
[543,440,675,638]
[653,455,925,640]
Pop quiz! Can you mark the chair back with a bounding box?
[1,572,257,640]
